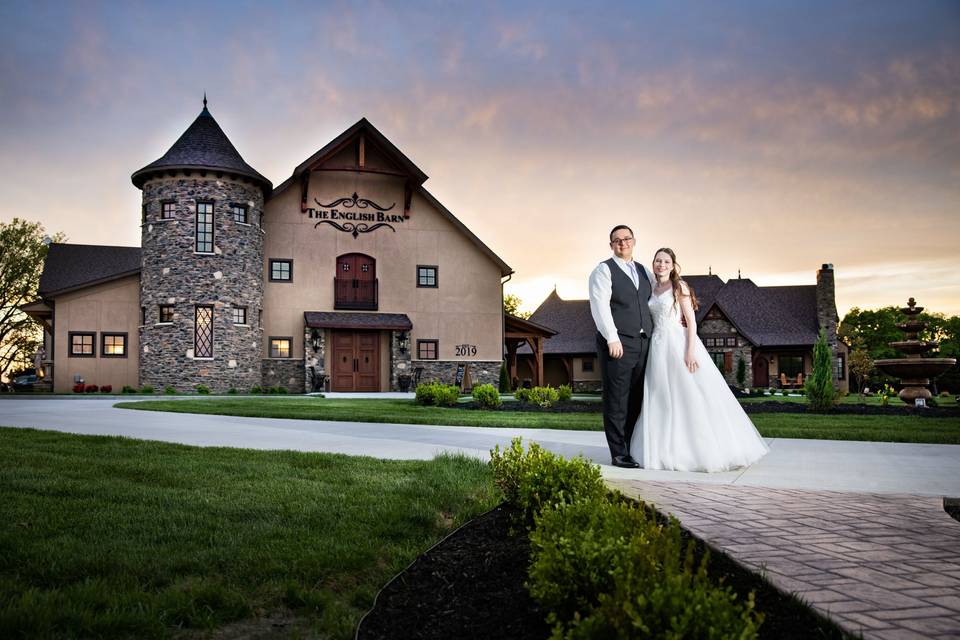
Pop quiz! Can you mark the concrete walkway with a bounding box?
[2,397,959,638]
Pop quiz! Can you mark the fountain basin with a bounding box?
[888,341,939,356]
[874,358,956,380]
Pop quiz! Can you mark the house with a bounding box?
[516,265,849,393]
[25,100,512,393]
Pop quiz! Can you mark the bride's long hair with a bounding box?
[654,248,699,311]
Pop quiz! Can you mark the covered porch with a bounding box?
[504,314,556,389]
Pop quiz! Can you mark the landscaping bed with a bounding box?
[356,502,851,640]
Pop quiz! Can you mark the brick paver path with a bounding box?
[608,480,960,639]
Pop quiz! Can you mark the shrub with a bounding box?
[472,383,502,409]
[514,387,530,402]
[72,384,85,394]
[268,386,279,395]
[415,382,459,407]
[805,329,836,411]
[99,385,112,394]
[499,362,511,393]
[195,384,210,395]
[489,437,605,524]
[227,388,238,395]
[529,499,762,639]
[121,385,137,394]
[140,385,154,394]
[250,385,262,395]
[84,384,98,393]
[557,384,572,402]
[277,386,288,394]
[164,385,177,395]
[736,355,747,388]
[877,383,895,407]
[528,386,560,408]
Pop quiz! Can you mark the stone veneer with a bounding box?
[698,317,753,387]
[816,264,840,384]
[413,360,501,390]
[139,175,264,392]
[304,327,327,393]
[262,358,305,392]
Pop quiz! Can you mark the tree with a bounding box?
[503,294,531,319]
[735,355,747,388]
[498,361,511,393]
[0,219,63,381]
[847,337,875,403]
[805,329,836,411]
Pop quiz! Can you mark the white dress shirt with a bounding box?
[588,256,654,345]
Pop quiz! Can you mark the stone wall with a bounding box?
[816,264,841,384]
[413,360,501,390]
[262,358,305,391]
[139,175,264,392]
[698,317,752,387]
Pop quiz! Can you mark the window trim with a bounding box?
[68,332,96,358]
[232,306,248,326]
[161,200,176,220]
[269,259,293,282]
[416,339,439,361]
[269,336,293,359]
[100,332,128,358]
[195,200,215,254]
[231,203,249,225]
[416,264,438,288]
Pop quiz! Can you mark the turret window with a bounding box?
[196,202,214,253]
[159,305,174,323]
[194,305,214,358]
[162,201,176,220]
[232,307,247,325]
[231,204,248,224]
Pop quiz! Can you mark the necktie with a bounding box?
[628,262,639,288]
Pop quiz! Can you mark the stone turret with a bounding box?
[816,263,840,383]
[132,98,272,392]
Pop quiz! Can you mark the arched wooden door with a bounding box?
[753,357,769,388]
[335,253,377,310]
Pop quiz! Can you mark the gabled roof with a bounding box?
[272,117,428,195]
[521,290,597,354]
[38,244,141,298]
[131,101,272,195]
[710,279,819,347]
[683,274,725,323]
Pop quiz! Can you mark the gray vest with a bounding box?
[604,258,654,338]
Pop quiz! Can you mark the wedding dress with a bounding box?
[632,287,769,472]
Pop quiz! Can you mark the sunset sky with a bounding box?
[2,1,958,319]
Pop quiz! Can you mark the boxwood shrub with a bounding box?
[557,384,573,402]
[471,383,502,409]
[415,382,459,407]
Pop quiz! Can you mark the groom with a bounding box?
[588,225,654,468]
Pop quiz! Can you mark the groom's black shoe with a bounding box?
[611,455,640,469]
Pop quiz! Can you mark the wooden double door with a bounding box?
[331,331,380,392]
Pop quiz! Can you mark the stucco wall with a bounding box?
[52,275,140,392]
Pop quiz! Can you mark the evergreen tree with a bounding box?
[499,361,511,392]
[805,329,836,411]
[736,356,747,388]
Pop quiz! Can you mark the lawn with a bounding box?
[117,397,960,444]
[0,427,498,639]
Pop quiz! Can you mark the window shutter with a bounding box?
[724,352,733,373]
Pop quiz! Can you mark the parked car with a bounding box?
[11,374,40,391]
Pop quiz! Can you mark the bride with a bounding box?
[631,248,769,472]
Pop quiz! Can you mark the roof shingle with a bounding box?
[38,244,141,297]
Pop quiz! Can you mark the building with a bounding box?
[516,265,849,393]
[26,100,512,393]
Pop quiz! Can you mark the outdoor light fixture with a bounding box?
[310,329,322,352]
[397,331,409,354]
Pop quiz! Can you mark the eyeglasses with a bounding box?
[610,237,634,245]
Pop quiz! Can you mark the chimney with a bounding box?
[816,263,839,380]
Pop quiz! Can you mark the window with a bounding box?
[101,333,127,357]
[581,357,594,373]
[836,353,846,381]
[270,337,291,358]
[162,201,176,220]
[232,307,247,325]
[159,305,174,323]
[779,355,804,378]
[194,305,214,358]
[417,340,438,360]
[69,332,95,357]
[140,307,146,326]
[725,337,737,347]
[141,204,147,225]
[710,352,725,370]
[231,204,248,224]
[704,338,715,347]
[196,201,214,253]
[270,259,292,282]
[417,265,438,288]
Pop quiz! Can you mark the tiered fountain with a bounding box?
[874,298,956,405]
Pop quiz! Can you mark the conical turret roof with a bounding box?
[131,99,272,195]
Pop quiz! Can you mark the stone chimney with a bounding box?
[816,263,839,381]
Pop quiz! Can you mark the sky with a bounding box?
[1,0,958,319]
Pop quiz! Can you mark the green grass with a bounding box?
[116,398,960,444]
[0,427,499,639]
[742,393,958,406]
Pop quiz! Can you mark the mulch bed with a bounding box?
[356,503,852,640]
[452,399,960,417]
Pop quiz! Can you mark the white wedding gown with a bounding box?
[631,288,769,472]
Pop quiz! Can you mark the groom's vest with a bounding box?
[604,258,654,339]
